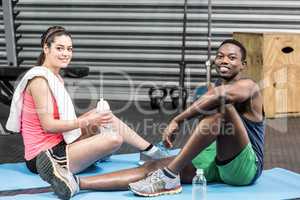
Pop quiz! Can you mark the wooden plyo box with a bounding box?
[233,32,300,118]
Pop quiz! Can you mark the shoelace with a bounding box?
[149,170,164,183]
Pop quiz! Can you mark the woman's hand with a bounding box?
[79,110,113,128]
[162,120,179,148]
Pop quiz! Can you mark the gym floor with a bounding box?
[0,100,299,174]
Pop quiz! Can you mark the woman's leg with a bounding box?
[67,113,163,174]
[67,131,123,174]
[112,115,150,150]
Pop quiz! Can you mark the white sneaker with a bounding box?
[129,168,182,197]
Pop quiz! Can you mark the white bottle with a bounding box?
[96,98,114,134]
[96,98,115,162]
[192,168,207,200]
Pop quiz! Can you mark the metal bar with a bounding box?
[206,0,212,87]
[3,0,18,66]
[179,0,188,110]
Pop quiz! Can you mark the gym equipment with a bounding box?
[170,87,188,109]
[178,0,188,110]
[148,87,167,109]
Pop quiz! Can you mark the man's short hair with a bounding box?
[218,39,247,61]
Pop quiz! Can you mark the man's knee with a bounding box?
[196,113,222,136]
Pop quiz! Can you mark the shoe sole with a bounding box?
[130,186,182,197]
[51,173,71,200]
[36,151,55,184]
[36,151,72,200]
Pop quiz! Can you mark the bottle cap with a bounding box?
[196,168,204,175]
[97,98,110,112]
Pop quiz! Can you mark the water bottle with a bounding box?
[96,98,115,161]
[97,98,114,134]
[192,168,207,200]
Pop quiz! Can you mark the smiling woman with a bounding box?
[37,26,73,70]
[5,26,168,182]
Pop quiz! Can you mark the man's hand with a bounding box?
[162,120,179,149]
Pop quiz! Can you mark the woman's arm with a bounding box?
[28,77,112,133]
[28,77,81,133]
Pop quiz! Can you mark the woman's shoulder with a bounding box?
[27,76,50,92]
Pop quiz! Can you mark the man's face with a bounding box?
[214,43,245,80]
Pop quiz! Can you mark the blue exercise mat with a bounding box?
[0,153,300,200]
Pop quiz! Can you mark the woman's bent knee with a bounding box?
[107,133,123,149]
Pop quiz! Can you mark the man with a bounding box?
[36,39,264,199]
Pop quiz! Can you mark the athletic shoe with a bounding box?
[129,168,182,197]
[139,145,170,165]
[36,150,79,200]
[36,150,57,184]
[50,164,80,200]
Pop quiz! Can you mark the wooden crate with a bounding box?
[233,32,300,118]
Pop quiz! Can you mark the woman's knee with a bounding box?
[107,133,123,149]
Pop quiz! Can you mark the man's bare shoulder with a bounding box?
[235,78,260,92]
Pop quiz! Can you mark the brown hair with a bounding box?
[37,26,72,66]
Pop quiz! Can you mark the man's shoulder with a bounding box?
[236,78,259,88]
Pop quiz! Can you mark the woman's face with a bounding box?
[44,35,73,69]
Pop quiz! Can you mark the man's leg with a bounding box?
[215,105,249,162]
[168,104,250,174]
[167,113,222,173]
[128,105,254,196]
[215,105,257,185]
[128,113,222,196]
[79,157,174,190]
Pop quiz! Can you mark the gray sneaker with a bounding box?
[36,151,79,200]
[129,168,182,197]
[50,164,80,200]
[36,150,57,184]
[139,145,170,165]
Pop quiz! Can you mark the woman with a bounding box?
[6,26,165,175]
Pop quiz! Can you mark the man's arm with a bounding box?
[174,79,259,123]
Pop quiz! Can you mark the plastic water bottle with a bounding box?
[96,98,115,161]
[192,168,207,200]
[97,98,114,134]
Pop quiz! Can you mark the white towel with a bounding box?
[6,66,81,144]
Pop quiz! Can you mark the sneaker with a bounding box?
[50,164,80,200]
[36,151,79,200]
[139,145,170,165]
[129,168,182,197]
[36,150,57,184]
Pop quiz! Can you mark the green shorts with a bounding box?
[192,142,257,186]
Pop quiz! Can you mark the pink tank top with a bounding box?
[21,91,63,160]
